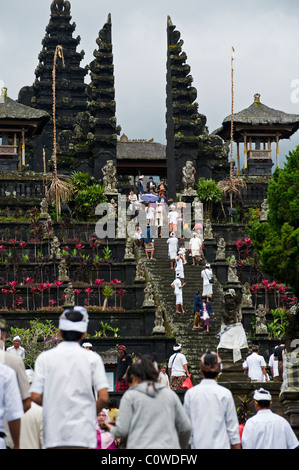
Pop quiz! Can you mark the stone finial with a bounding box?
[254,93,261,103]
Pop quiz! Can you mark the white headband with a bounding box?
[59,306,89,333]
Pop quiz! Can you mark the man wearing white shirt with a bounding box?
[268,352,280,381]
[184,351,241,449]
[0,363,24,449]
[242,388,299,449]
[243,345,269,382]
[171,277,186,314]
[6,335,25,360]
[168,344,190,390]
[168,205,179,234]
[30,306,109,449]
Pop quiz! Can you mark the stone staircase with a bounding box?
[139,237,225,384]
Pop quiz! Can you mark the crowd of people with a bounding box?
[1,309,298,450]
[0,177,297,450]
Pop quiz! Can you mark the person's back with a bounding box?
[32,342,107,448]
[184,351,240,449]
[30,307,109,449]
[242,388,299,449]
[112,381,190,449]
[244,350,267,381]
[184,379,239,449]
[20,401,43,449]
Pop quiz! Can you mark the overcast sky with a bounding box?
[1,0,299,168]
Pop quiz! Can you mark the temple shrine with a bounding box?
[215,93,299,176]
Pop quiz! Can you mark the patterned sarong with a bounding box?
[170,375,186,390]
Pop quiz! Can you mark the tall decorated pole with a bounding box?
[218,46,246,221]
[47,45,70,221]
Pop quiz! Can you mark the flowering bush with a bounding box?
[6,319,60,369]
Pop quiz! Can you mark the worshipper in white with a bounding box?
[0,362,24,449]
[241,388,299,449]
[171,277,186,314]
[168,344,190,391]
[167,231,178,269]
[19,369,43,449]
[6,335,25,360]
[189,232,202,266]
[175,250,185,279]
[157,364,170,388]
[242,345,269,382]
[184,351,241,449]
[268,352,280,381]
[168,204,179,234]
[201,264,213,297]
[30,306,109,449]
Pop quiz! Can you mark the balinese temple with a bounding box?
[166,17,230,199]
[0,87,49,172]
[18,0,88,173]
[215,93,299,176]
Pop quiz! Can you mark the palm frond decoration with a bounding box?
[46,45,71,220]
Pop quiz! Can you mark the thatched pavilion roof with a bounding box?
[0,93,50,135]
[214,94,299,141]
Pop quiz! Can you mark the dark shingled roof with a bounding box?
[117,141,166,160]
[0,95,50,134]
[214,94,299,140]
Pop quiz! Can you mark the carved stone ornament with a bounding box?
[216,237,226,261]
[102,160,117,193]
[228,255,239,283]
[142,283,155,307]
[182,160,196,195]
[255,304,268,335]
[152,306,165,334]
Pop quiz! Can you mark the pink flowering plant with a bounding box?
[6,319,60,369]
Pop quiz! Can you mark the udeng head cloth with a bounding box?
[200,351,222,374]
[59,306,89,333]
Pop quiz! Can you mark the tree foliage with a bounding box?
[247,147,299,298]
[196,178,222,217]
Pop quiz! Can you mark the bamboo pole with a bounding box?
[47,45,70,221]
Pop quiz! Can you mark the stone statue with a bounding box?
[216,237,226,261]
[108,198,117,219]
[64,282,75,308]
[58,258,69,282]
[242,282,253,308]
[43,215,54,239]
[116,214,126,239]
[228,255,239,283]
[260,199,269,222]
[152,306,165,334]
[50,236,61,259]
[255,304,268,335]
[102,160,117,193]
[222,288,242,324]
[203,218,213,239]
[124,237,135,260]
[134,260,145,282]
[40,198,49,218]
[182,160,196,194]
[142,283,155,307]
